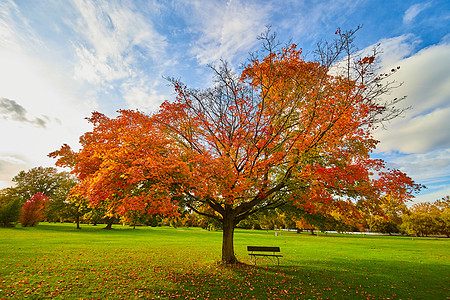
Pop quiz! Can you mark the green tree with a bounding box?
[0,198,22,227]
[0,189,22,227]
[439,208,450,237]
[10,167,65,201]
[6,166,80,224]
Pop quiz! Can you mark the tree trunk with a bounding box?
[76,212,81,230]
[104,218,114,230]
[221,217,238,264]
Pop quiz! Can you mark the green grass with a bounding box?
[1,223,449,299]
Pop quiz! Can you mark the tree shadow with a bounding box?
[158,257,449,299]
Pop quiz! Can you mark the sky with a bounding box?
[0,0,449,205]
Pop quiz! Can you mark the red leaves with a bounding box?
[20,193,49,227]
[359,56,375,66]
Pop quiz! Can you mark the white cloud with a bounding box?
[389,149,450,184]
[70,0,172,113]
[373,40,450,153]
[368,37,450,204]
[375,34,422,68]
[376,108,450,153]
[380,148,450,205]
[0,155,26,165]
[403,2,432,24]
[72,0,167,85]
[412,185,450,204]
[122,79,166,113]
[180,0,270,65]
[0,0,42,51]
[273,0,362,44]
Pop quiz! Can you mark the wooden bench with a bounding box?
[247,246,282,265]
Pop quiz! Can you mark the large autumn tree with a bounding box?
[51,29,421,264]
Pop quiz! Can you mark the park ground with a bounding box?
[1,223,449,299]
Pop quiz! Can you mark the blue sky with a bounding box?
[0,0,449,204]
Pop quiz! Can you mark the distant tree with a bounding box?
[0,190,18,227]
[402,197,450,237]
[0,198,22,227]
[6,166,81,225]
[45,174,79,223]
[294,209,350,234]
[10,167,64,201]
[366,195,408,235]
[20,193,49,227]
[402,202,440,237]
[435,196,450,237]
[439,208,450,238]
[64,195,92,229]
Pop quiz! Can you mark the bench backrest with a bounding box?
[247,246,280,252]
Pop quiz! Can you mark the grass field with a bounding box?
[0,223,449,299]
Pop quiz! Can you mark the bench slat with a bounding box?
[247,246,280,252]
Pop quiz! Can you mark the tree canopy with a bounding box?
[50,29,422,264]
[5,166,75,203]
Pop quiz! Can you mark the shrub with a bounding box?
[20,193,49,227]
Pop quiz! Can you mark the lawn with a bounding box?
[0,223,449,299]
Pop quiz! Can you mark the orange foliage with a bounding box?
[50,29,422,263]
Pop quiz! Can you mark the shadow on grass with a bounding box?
[159,258,449,299]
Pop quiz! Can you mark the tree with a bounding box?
[0,189,19,227]
[0,196,22,227]
[44,173,79,223]
[20,193,49,227]
[403,196,450,237]
[49,110,182,229]
[435,196,450,237]
[51,28,421,264]
[402,203,438,237]
[10,167,66,201]
[366,195,408,234]
[4,166,80,224]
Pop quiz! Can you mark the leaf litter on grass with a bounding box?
[1,224,449,299]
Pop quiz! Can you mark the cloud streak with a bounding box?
[403,2,432,24]
[71,0,169,111]
[179,0,270,65]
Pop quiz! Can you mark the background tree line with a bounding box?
[1,166,448,237]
